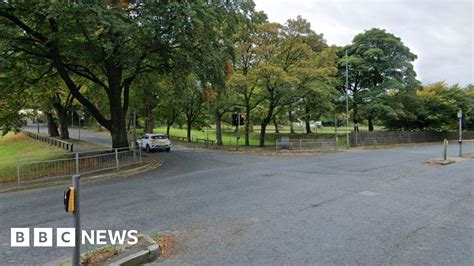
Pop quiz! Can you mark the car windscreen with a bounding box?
[151,135,166,139]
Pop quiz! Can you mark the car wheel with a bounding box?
[166,147,170,152]
[146,144,151,153]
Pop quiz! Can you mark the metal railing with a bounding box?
[22,131,74,152]
[169,135,215,145]
[16,147,142,187]
[275,138,337,151]
[362,136,406,147]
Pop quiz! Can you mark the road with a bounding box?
[1,129,473,265]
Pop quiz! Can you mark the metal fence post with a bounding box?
[299,139,302,150]
[72,175,81,266]
[115,148,119,170]
[75,153,79,175]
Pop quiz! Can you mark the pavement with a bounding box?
[0,128,473,265]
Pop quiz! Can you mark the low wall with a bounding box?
[350,131,474,146]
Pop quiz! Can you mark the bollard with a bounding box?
[443,139,448,161]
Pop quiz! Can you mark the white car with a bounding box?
[137,133,171,152]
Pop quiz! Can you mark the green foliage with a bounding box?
[338,28,420,130]
[379,82,474,131]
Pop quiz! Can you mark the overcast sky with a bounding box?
[254,0,473,86]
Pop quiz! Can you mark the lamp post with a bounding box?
[458,110,463,157]
[345,49,349,149]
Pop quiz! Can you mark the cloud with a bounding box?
[254,0,473,86]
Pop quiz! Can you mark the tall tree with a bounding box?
[339,28,419,131]
[0,1,250,147]
[230,11,267,146]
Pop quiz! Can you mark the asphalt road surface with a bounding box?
[1,129,473,265]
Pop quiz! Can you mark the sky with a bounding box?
[254,0,473,86]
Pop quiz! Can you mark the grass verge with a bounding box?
[0,133,64,183]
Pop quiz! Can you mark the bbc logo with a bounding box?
[11,228,75,247]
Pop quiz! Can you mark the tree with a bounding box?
[339,28,419,131]
[230,11,267,146]
[179,75,205,142]
[0,1,250,148]
[378,82,474,132]
[253,18,337,146]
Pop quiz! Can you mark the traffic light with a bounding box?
[64,187,75,212]
[232,113,238,126]
[232,113,245,126]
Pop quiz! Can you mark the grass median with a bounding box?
[153,125,366,147]
[0,133,63,183]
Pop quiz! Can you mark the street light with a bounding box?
[345,49,349,149]
[457,110,463,157]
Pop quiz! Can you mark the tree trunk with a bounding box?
[305,119,311,134]
[353,102,358,124]
[145,106,154,133]
[305,105,312,133]
[289,111,295,134]
[186,120,192,142]
[110,126,128,149]
[273,117,279,133]
[368,116,374,131]
[259,122,268,147]
[53,104,69,140]
[215,108,223,146]
[166,124,171,137]
[245,99,251,146]
[109,92,129,148]
[46,112,60,137]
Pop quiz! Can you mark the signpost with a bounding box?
[64,175,81,266]
[458,110,463,157]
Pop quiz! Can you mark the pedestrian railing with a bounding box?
[275,138,337,151]
[168,135,215,145]
[16,147,142,187]
[22,131,74,152]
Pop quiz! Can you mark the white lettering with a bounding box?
[127,230,138,245]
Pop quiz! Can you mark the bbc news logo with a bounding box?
[11,228,138,247]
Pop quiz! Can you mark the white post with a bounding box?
[115,148,119,170]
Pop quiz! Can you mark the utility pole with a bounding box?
[78,114,81,141]
[133,109,137,149]
[345,49,349,149]
[458,110,463,157]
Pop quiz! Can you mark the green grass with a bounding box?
[154,124,383,146]
[0,133,64,182]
